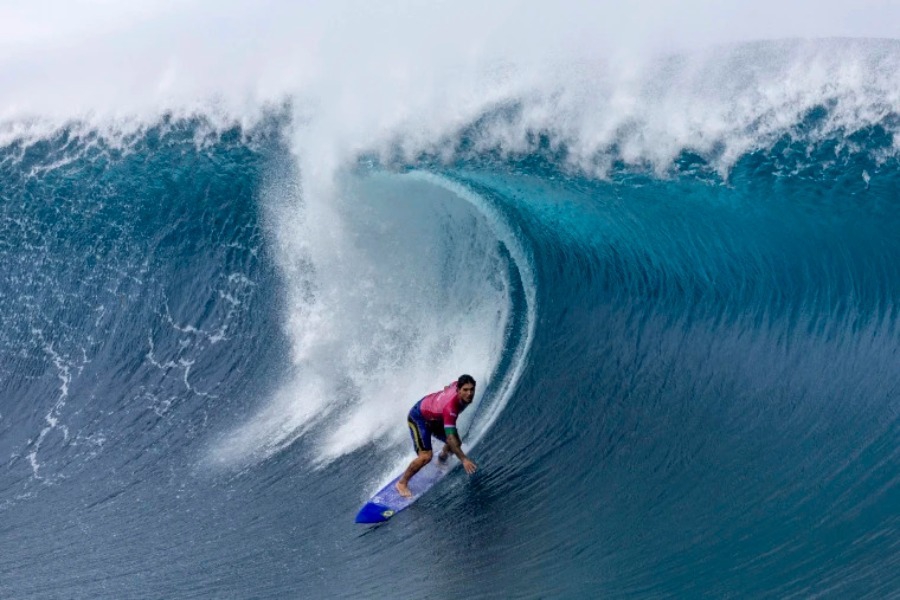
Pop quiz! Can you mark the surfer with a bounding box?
[395,375,478,498]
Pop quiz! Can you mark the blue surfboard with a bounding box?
[355,457,457,524]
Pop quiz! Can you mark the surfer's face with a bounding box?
[458,382,475,404]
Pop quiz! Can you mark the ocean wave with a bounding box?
[1,37,899,597]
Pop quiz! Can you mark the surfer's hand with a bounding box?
[462,459,477,474]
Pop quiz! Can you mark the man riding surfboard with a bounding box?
[396,375,478,498]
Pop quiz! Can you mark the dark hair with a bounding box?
[457,374,476,388]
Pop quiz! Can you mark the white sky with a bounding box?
[1,1,897,51]
[0,1,898,126]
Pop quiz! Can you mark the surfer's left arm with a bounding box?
[444,430,477,474]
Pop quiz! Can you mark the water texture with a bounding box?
[1,38,899,599]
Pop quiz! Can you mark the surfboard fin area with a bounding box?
[355,502,396,523]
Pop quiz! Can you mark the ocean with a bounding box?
[1,29,899,599]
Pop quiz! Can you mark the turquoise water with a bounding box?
[1,44,899,598]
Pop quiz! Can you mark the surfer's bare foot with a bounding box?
[438,451,449,462]
[396,480,412,498]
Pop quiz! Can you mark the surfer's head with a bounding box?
[457,374,476,405]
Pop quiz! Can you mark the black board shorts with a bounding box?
[407,399,446,453]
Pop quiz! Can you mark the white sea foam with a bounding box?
[2,3,899,173]
[26,330,82,480]
[210,168,529,468]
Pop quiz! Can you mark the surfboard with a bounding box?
[355,456,457,523]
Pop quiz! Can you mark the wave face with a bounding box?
[2,42,900,598]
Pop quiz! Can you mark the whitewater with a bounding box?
[1,2,899,598]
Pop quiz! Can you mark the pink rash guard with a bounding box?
[418,381,467,435]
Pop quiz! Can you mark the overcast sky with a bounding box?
[2,0,898,53]
[1,0,898,121]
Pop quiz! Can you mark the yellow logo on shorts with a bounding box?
[381,509,395,518]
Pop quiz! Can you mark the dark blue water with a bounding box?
[1,105,898,597]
